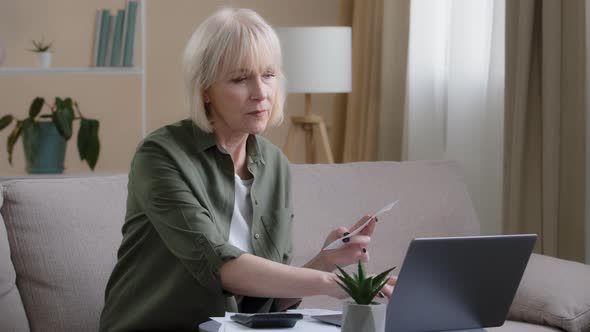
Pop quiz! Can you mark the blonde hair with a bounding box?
[182,7,286,132]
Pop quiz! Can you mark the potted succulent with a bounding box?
[0,97,100,174]
[335,261,396,332]
[29,37,53,68]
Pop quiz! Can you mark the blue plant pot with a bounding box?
[22,121,66,174]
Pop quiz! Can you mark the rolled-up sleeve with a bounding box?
[129,141,244,295]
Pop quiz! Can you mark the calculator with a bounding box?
[230,312,303,328]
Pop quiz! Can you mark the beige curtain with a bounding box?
[332,0,409,162]
[504,0,586,262]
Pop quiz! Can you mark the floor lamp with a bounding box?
[276,27,352,164]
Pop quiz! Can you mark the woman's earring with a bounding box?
[204,102,211,115]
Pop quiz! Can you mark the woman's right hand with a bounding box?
[316,215,376,272]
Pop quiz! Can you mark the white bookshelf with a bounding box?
[0,1,148,138]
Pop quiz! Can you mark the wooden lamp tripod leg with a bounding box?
[305,124,315,163]
[282,93,334,164]
[284,121,298,160]
[316,120,334,163]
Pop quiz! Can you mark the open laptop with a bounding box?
[312,234,537,332]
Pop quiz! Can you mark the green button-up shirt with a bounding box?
[99,119,295,332]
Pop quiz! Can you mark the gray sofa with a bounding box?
[1,161,589,332]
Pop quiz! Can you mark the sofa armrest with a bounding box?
[507,253,590,332]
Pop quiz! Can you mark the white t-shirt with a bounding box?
[228,174,254,253]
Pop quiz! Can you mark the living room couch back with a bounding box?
[0,161,480,332]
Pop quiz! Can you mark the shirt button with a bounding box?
[254,233,260,239]
[255,200,258,205]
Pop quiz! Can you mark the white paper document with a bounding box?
[287,308,341,316]
[323,200,399,251]
[210,310,340,331]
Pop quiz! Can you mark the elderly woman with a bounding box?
[99,7,394,332]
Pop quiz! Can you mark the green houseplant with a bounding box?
[0,97,100,173]
[335,261,396,332]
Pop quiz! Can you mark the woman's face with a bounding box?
[205,65,277,136]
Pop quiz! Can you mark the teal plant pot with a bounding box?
[22,121,66,174]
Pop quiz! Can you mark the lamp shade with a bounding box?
[276,27,352,93]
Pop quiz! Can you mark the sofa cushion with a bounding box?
[290,161,481,309]
[0,176,127,332]
[0,188,30,332]
[508,253,590,332]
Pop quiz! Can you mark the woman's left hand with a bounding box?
[379,275,397,299]
[315,215,377,272]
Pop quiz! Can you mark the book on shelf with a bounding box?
[92,10,102,67]
[96,9,111,66]
[104,13,116,66]
[92,1,138,68]
[122,0,138,67]
[110,10,125,66]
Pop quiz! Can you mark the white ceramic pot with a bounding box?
[37,52,52,68]
[341,301,387,332]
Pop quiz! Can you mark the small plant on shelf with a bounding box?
[28,37,53,68]
[29,37,53,53]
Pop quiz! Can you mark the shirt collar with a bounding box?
[189,120,265,165]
